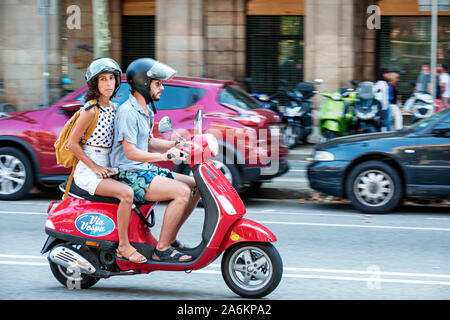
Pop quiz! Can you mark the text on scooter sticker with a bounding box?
[75,213,115,237]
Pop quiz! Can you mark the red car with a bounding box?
[0,76,289,200]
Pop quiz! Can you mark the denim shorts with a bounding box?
[115,165,176,203]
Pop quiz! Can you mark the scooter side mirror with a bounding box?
[194,109,203,135]
[158,116,173,134]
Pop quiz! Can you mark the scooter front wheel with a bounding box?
[221,242,283,298]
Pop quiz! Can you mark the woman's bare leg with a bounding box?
[95,179,146,262]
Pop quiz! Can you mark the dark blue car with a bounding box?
[307,109,450,214]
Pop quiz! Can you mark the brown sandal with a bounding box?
[116,246,147,264]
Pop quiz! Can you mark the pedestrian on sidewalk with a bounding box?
[388,72,403,131]
[438,63,450,109]
[374,68,391,131]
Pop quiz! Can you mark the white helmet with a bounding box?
[85,57,122,96]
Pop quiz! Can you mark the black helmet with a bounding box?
[126,58,176,112]
[85,57,122,96]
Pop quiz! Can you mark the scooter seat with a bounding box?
[59,181,120,204]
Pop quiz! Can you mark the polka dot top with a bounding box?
[84,104,115,148]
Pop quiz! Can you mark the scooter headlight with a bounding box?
[356,105,377,120]
[206,134,219,156]
[331,92,341,100]
[45,219,55,230]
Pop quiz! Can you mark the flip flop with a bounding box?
[116,246,147,264]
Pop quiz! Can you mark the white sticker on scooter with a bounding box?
[75,213,115,237]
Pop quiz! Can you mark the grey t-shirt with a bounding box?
[417,72,431,93]
[110,95,154,172]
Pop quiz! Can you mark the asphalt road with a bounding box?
[1,194,450,300]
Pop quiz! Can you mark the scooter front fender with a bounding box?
[217,218,277,256]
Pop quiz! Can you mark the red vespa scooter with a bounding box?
[41,110,283,298]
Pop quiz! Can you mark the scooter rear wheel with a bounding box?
[221,242,282,298]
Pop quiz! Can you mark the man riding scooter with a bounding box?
[110,58,200,263]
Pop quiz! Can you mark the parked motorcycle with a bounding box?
[272,80,314,148]
[41,110,283,298]
[403,92,435,123]
[250,93,282,116]
[318,81,357,140]
[352,81,383,133]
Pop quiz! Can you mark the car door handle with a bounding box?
[404,149,415,154]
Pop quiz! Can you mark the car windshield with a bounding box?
[403,109,449,132]
[219,85,262,110]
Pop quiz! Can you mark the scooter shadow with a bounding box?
[75,285,238,299]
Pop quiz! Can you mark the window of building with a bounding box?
[247,15,304,95]
[377,16,450,100]
[122,15,155,70]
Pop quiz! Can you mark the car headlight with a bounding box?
[206,134,219,156]
[313,150,335,161]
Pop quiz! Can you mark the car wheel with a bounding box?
[346,160,403,214]
[0,147,34,200]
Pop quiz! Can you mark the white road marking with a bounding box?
[0,211,47,215]
[258,220,450,232]
[2,254,450,286]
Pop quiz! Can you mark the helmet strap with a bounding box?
[150,99,157,114]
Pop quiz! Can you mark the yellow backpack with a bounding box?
[54,99,100,199]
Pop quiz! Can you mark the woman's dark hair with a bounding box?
[84,75,99,102]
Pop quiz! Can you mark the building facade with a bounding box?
[1,0,449,110]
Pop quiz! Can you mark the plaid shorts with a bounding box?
[115,165,176,203]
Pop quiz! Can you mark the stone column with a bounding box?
[304,0,356,91]
[204,0,246,82]
[156,0,204,77]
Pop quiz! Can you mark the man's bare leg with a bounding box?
[143,176,192,261]
[169,173,201,246]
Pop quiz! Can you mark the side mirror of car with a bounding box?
[59,101,82,113]
[431,127,450,137]
[194,109,203,135]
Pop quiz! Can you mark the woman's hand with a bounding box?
[92,165,116,179]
